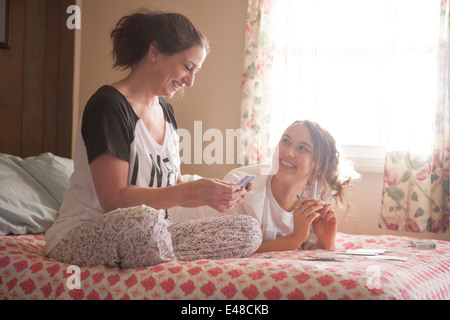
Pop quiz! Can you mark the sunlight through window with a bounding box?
[267,0,442,158]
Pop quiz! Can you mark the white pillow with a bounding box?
[20,152,74,205]
[0,154,61,235]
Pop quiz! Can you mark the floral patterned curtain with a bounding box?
[379,1,449,234]
[239,0,277,165]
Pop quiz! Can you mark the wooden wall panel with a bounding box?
[43,0,61,154]
[21,0,47,157]
[56,0,74,158]
[0,0,25,156]
[0,0,74,159]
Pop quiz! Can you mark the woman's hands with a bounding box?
[191,178,251,213]
[90,153,251,213]
[293,197,337,249]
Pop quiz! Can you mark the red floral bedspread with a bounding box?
[1,232,449,300]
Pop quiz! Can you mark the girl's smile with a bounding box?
[276,123,315,184]
[279,158,296,169]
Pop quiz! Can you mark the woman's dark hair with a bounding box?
[111,9,209,70]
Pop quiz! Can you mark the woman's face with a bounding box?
[275,123,315,185]
[152,44,207,98]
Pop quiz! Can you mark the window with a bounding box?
[266,0,443,172]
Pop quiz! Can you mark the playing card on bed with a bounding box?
[343,249,387,255]
[304,254,353,261]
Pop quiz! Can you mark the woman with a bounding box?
[45,10,261,269]
[213,120,357,252]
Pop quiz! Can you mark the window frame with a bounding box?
[342,145,386,174]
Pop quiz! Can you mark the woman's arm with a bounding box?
[90,153,246,213]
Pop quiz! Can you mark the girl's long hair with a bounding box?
[288,120,359,206]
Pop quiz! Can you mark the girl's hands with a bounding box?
[311,202,337,249]
[194,178,250,213]
[292,197,323,244]
[292,197,337,249]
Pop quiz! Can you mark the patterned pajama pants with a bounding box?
[48,205,262,269]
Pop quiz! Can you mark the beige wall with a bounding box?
[74,0,449,241]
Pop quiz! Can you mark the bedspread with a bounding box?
[1,232,449,300]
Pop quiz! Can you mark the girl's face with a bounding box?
[152,44,207,98]
[275,123,316,185]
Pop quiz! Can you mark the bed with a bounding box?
[1,153,449,300]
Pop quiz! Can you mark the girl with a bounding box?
[45,10,261,269]
[209,120,357,252]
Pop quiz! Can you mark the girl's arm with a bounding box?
[90,153,246,213]
[255,233,311,253]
